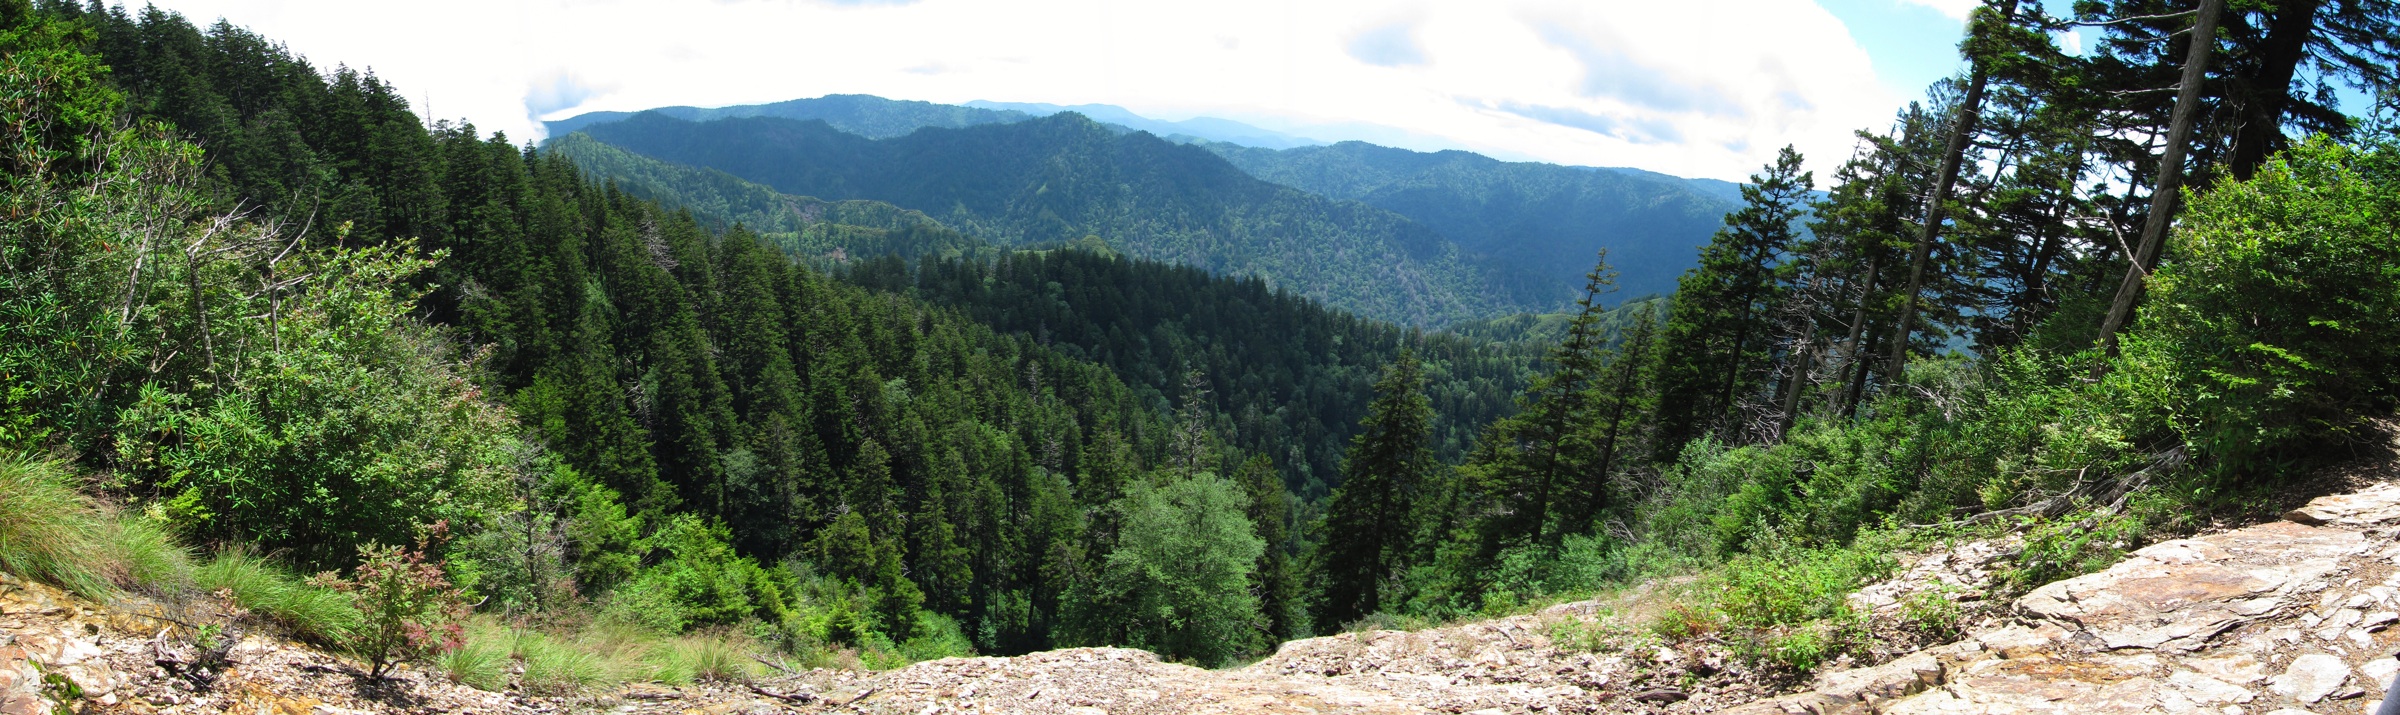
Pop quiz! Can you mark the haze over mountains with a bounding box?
[544,95,1748,325]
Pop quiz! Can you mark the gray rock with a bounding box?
[2266,652,2351,703]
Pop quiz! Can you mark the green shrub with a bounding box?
[601,515,792,634]
[1898,588,1964,642]
[1762,625,1834,672]
[108,244,519,571]
[2006,510,2145,591]
[1711,547,1891,629]
[1061,472,1265,666]
[2130,137,2400,476]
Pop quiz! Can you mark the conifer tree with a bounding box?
[1650,148,1812,457]
[1309,350,1433,629]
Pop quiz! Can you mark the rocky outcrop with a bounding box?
[1741,483,2400,715]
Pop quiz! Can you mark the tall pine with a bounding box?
[1309,350,1434,629]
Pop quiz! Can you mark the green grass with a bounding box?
[0,455,200,601]
[0,455,120,599]
[438,625,511,691]
[194,547,361,644]
[513,630,608,695]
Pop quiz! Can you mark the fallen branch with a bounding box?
[751,653,797,675]
[1911,446,2186,530]
[747,683,816,706]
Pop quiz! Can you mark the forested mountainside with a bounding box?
[543,93,1034,139]
[9,1,1342,662]
[849,249,1544,501]
[1204,141,1741,300]
[548,127,1546,504]
[10,0,2400,707]
[543,133,992,264]
[565,112,1547,326]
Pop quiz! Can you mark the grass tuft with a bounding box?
[0,455,117,599]
[514,630,607,695]
[438,626,511,691]
[195,547,361,643]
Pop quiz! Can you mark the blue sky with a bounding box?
[1819,0,1975,100]
[146,0,2019,182]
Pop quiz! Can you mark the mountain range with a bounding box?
[543,95,1751,325]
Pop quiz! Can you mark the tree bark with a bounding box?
[2227,0,2322,182]
[2096,0,2227,355]
[1888,0,2021,379]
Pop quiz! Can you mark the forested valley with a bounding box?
[6,0,2400,697]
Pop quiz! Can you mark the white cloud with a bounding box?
[1899,0,1980,21]
[141,0,1901,182]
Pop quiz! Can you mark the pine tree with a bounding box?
[1651,147,1813,457]
[1309,349,1433,629]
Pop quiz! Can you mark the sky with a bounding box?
[139,0,2019,182]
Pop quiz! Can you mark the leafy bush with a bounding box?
[1063,472,1266,666]
[310,526,468,678]
[601,515,793,634]
[1710,547,1891,630]
[1898,588,1964,642]
[108,243,520,571]
[2006,510,2146,591]
[2128,137,2400,476]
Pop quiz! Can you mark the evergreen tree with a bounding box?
[1650,147,1813,457]
[1309,350,1433,629]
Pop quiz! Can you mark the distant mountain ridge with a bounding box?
[546,95,1321,151]
[563,111,1544,325]
[962,100,1322,150]
[546,93,1752,321]
[1202,141,1743,299]
[543,94,1033,139]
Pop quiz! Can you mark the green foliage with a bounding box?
[1898,587,1964,642]
[603,515,793,634]
[1708,548,1890,630]
[109,243,520,570]
[2005,509,2146,591]
[311,528,470,679]
[2126,137,2400,475]
[1066,472,1266,665]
